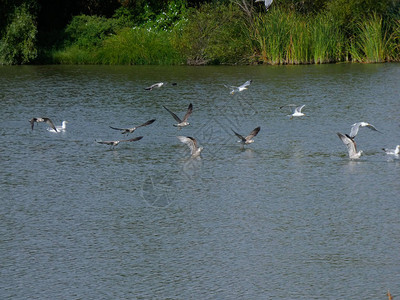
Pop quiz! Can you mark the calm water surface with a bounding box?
[1,64,399,299]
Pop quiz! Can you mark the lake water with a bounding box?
[1,64,399,299]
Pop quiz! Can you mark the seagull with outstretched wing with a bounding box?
[30,117,57,132]
[349,122,381,138]
[337,132,363,159]
[163,103,192,128]
[97,136,143,149]
[280,104,306,119]
[177,136,203,158]
[145,82,164,91]
[225,80,252,95]
[110,119,156,134]
[232,126,261,145]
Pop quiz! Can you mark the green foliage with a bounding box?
[0,4,38,65]
[47,0,400,65]
[96,27,184,64]
[177,3,251,65]
[64,15,119,48]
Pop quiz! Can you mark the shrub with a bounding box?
[177,3,250,65]
[64,15,118,48]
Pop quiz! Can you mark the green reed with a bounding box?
[311,14,344,64]
[350,14,396,63]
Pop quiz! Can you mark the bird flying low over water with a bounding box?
[349,122,381,138]
[110,119,156,134]
[280,104,306,119]
[47,121,68,133]
[163,103,193,128]
[337,132,363,159]
[30,117,57,132]
[177,136,203,158]
[255,0,273,11]
[97,136,143,149]
[382,145,400,156]
[232,126,261,145]
[225,80,252,95]
[145,82,164,91]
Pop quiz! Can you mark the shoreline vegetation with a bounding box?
[1,0,400,66]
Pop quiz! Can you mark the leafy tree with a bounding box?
[0,4,38,64]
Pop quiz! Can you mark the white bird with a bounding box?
[29,117,57,132]
[110,119,156,134]
[382,145,400,156]
[255,0,273,11]
[177,136,203,158]
[163,103,192,128]
[97,136,143,149]
[232,126,260,145]
[337,132,363,159]
[47,121,68,133]
[145,82,164,91]
[349,122,380,138]
[225,80,252,95]
[280,104,306,119]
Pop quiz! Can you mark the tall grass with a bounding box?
[350,14,395,63]
[311,14,344,63]
[251,9,346,64]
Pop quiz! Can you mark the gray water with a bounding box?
[1,64,399,299]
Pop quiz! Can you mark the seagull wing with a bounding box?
[43,118,57,132]
[145,82,163,90]
[109,126,127,131]
[137,119,156,128]
[29,118,36,130]
[177,136,197,155]
[349,123,361,138]
[121,136,143,143]
[364,123,380,133]
[97,140,115,145]
[182,103,193,122]
[163,105,182,123]
[280,104,297,113]
[265,0,273,10]
[246,126,261,140]
[337,133,358,157]
[232,129,246,143]
[239,80,252,89]
[295,105,305,113]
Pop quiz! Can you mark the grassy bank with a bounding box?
[2,1,400,65]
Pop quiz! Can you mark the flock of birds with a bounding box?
[29,79,399,160]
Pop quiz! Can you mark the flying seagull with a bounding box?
[177,136,203,158]
[110,119,156,134]
[349,122,381,139]
[255,0,273,11]
[232,126,261,145]
[145,82,164,91]
[337,132,363,159]
[30,117,57,132]
[280,104,306,119]
[47,120,68,133]
[382,145,400,156]
[225,80,252,95]
[163,103,193,128]
[97,136,143,149]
